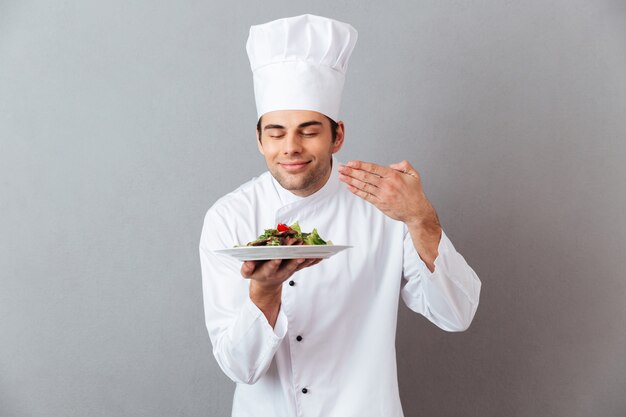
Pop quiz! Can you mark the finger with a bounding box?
[280,258,306,277]
[339,173,380,198]
[294,259,312,272]
[389,160,419,178]
[251,259,282,278]
[294,258,323,272]
[346,184,380,203]
[345,160,391,178]
[266,259,284,273]
[241,261,257,278]
[389,160,411,170]
[302,258,320,268]
[338,165,383,187]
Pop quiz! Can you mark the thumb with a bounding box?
[389,160,413,173]
[241,261,256,278]
[390,160,420,179]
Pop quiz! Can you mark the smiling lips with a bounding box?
[280,161,311,172]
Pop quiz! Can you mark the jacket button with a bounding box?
[296,335,303,342]
[301,388,308,394]
[288,280,295,286]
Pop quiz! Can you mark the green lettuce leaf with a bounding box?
[303,228,327,245]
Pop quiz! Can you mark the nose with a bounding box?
[283,131,303,155]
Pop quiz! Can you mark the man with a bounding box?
[200,14,481,417]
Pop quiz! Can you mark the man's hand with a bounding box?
[338,160,442,271]
[241,258,321,327]
[338,160,437,226]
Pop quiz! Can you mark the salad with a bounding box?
[242,222,329,247]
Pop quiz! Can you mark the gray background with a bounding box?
[1,0,625,416]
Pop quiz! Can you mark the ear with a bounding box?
[256,129,265,155]
[332,121,345,154]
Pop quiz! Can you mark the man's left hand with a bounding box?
[338,160,442,271]
[338,160,439,228]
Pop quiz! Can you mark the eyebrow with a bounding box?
[263,120,323,131]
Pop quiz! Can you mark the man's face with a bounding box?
[257,110,344,197]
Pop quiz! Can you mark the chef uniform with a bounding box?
[200,14,481,417]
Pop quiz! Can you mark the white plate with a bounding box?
[213,245,352,261]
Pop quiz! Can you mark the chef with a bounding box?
[199,14,481,417]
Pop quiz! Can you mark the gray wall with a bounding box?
[1,1,625,416]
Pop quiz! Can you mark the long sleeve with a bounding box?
[401,228,481,331]
[199,209,288,384]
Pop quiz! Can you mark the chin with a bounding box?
[277,177,306,191]
[270,163,327,194]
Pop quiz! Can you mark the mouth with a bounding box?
[279,160,311,172]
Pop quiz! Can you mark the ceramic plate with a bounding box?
[213,245,352,261]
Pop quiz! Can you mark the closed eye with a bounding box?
[266,129,285,139]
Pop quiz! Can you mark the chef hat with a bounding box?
[246,14,358,122]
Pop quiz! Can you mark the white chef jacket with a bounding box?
[199,159,481,417]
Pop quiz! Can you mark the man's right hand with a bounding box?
[241,258,321,327]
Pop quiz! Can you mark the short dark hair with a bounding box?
[257,115,339,142]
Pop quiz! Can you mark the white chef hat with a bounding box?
[246,14,358,122]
